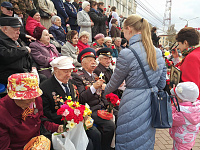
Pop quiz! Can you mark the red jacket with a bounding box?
[77,40,90,53]
[25,16,45,36]
[180,47,200,99]
[0,95,59,150]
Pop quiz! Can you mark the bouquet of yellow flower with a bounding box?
[57,96,92,131]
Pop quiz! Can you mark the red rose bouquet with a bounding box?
[97,93,120,120]
[57,96,92,132]
[105,93,120,113]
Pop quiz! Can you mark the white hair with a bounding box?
[51,16,61,24]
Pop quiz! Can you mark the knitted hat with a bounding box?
[104,37,112,43]
[33,26,47,40]
[29,9,38,18]
[111,18,117,24]
[94,33,104,40]
[79,31,90,39]
[82,1,90,10]
[170,82,199,102]
[121,38,127,45]
[7,73,43,100]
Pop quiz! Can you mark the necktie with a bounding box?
[22,107,34,121]
[62,83,71,96]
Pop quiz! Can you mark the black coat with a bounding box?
[93,63,112,84]
[40,76,78,124]
[0,30,32,84]
[88,8,107,40]
[49,25,66,46]
[72,68,109,112]
[97,8,107,37]
[151,32,160,47]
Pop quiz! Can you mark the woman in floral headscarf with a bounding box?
[0,73,63,149]
[172,27,200,99]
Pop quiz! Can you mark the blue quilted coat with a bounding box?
[105,34,167,150]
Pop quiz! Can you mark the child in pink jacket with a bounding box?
[169,82,200,150]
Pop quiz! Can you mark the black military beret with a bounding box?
[0,17,21,28]
[77,48,96,63]
[96,48,113,57]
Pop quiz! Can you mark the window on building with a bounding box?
[123,5,125,12]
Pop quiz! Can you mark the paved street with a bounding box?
[154,129,200,150]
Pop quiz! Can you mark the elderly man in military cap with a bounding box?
[40,56,101,150]
[0,17,32,86]
[94,48,123,98]
[72,48,116,150]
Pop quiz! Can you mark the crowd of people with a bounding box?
[0,0,200,150]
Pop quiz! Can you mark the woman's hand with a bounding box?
[171,48,179,58]
[57,125,63,133]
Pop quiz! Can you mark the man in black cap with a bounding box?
[0,1,36,44]
[94,48,113,84]
[0,17,32,86]
[94,48,123,99]
[0,1,13,17]
[72,48,116,150]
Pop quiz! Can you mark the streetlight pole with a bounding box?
[179,17,199,27]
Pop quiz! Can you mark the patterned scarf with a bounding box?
[22,107,34,121]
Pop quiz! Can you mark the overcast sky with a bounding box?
[135,0,200,34]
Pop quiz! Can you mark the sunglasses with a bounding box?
[6,7,13,11]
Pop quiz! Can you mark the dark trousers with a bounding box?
[92,111,115,150]
[86,126,101,150]
[70,25,78,31]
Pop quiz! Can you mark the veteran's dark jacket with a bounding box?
[93,63,113,84]
[72,68,109,112]
[40,75,78,124]
[0,30,32,84]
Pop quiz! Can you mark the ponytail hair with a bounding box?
[124,14,158,71]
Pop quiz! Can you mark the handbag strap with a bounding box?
[128,46,153,90]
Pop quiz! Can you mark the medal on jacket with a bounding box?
[33,102,38,114]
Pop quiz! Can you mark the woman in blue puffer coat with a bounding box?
[104,14,167,150]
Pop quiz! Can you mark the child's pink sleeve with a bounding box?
[172,109,186,127]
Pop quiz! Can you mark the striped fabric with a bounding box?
[22,107,34,121]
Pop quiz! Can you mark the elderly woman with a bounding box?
[38,0,57,29]
[77,1,93,44]
[49,16,66,46]
[77,31,91,53]
[25,9,45,36]
[61,30,81,67]
[30,26,59,78]
[104,36,118,58]
[0,73,63,149]
[91,33,105,50]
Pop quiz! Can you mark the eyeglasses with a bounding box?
[6,7,13,11]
